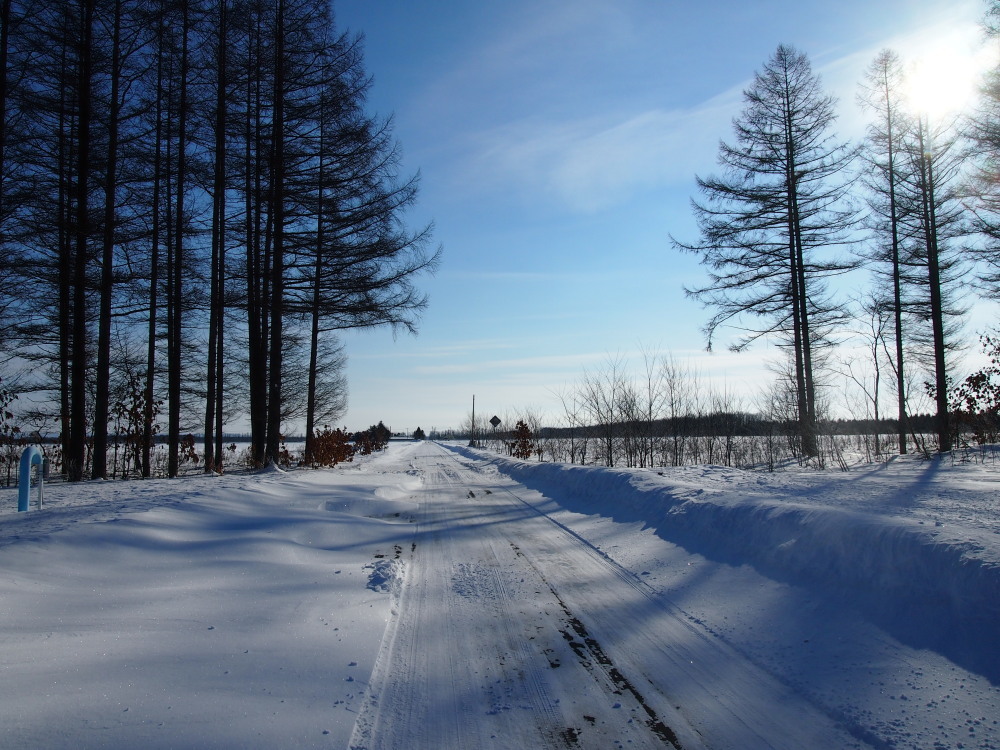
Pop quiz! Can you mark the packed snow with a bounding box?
[1,440,998,749]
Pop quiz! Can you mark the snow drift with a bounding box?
[453,445,1000,683]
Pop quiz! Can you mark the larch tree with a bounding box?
[67,0,96,482]
[970,0,1000,295]
[673,44,857,458]
[236,0,437,467]
[858,49,912,454]
[12,0,82,473]
[202,0,239,473]
[0,0,28,347]
[165,0,191,478]
[140,0,170,479]
[91,0,151,479]
[898,111,969,452]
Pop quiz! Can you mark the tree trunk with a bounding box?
[0,0,12,221]
[785,136,817,458]
[265,0,285,466]
[167,1,190,478]
[143,12,166,479]
[917,119,951,452]
[93,0,123,480]
[204,0,228,474]
[245,12,267,467]
[888,121,908,455]
[69,0,96,482]
[304,99,328,466]
[57,38,72,476]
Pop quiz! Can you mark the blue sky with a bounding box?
[330,0,990,434]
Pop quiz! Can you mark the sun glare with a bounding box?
[903,37,995,120]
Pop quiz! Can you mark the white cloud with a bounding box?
[437,0,992,216]
[350,338,519,361]
[413,350,608,377]
[460,88,742,214]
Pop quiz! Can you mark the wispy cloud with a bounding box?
[444,269,573,283]
[430,0,990,216]
[405,0,744,215]
[351,338,519,361]
[413,350,606,377]
[457,90,742,214]
[443,267,639,285]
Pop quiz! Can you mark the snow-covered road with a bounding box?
[1,440,998,749]
[351,441,862,749]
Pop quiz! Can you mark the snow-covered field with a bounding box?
[1,441,998,749]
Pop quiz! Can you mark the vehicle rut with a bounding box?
[352,444,693,749]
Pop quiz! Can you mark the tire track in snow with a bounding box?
[445,445,877,750]
[426,448,688,746]
[350,448,572,748]
[428,455,575,747]
[508,540,683,748]
[351,459,479,750]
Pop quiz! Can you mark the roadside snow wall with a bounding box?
[452,446,1000,683]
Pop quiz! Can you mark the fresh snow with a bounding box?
[1,441,998,749]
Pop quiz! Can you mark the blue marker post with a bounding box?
[18,445,44,512]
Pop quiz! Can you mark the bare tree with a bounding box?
[579,354,627,467]
[836,293,893,461]
[552,385,588,465]
[900,112,969,452]
[858,49,912,455]
[657,354,704,467]
[674,45,857,458]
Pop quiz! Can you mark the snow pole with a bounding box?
[18,445,44,512]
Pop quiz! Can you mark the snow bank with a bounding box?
[452,446,1000,682]
[0,455,419,750]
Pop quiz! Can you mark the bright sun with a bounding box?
[903,35,995,119]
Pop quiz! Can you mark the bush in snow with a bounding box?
[309,427,355,467]
[511,420,534,460]
[950,333,1000,446]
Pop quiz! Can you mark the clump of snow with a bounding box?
[364,558,404,593]
[257,461,287,474]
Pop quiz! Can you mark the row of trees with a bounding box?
[475,36,1000,471]
[0,0,438,480]
[462,349,986,472]
[674,25,1000,458]
[512,353,844,469]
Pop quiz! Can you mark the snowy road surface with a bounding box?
[1,440,998,748]
[350,442,858,749]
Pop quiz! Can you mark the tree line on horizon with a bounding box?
[0,0,439,481]
[451,407,965,472]
[451,345,1000,472]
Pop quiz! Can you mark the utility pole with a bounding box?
[469,394,476,447]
